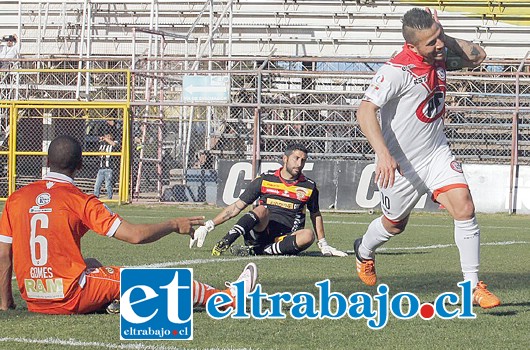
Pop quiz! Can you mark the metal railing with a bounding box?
[0,56,528,204]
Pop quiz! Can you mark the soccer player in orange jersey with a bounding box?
[0,135,257,314]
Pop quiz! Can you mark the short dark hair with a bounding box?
[284,143,309,156]
[402,8,435,45]
[47,135,82,172]
[101,120,117,139]
[2,35,16,43]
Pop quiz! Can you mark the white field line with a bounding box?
[0,337,195,350]
[346,240,529,253]
[324,220,524,230]
[128,215,525,230]
[10,241,527,280]
[133,241,529,267]
[3,241,528,349]
[133,254,292,268]
[11,255,292,280]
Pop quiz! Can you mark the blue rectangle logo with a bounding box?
[120,268,193,340]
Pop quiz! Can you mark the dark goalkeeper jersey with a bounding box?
[239,168,320,232]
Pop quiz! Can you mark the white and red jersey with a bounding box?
[0,172,122,313]
[363,44,448,170]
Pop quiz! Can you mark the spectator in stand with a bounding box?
[0,34,20,69]
[94,120,119,200]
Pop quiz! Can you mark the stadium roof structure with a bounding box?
[0,0,528,59]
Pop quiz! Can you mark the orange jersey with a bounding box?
[0,172,122,312]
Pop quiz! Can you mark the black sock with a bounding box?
[263,235,300,255]
[223,211,259,245]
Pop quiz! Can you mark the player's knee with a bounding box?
[382,216,407,235]
[84,257,103,268]
[252,205,270,221]
[296,229,315,246]
[387,225,404,235]
[306,230,316,244]
[452,201,475,220]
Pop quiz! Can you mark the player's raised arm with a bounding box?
[444,35,486,69]
[428,8,486,69]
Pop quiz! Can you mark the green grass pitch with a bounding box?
[0,205,528,350]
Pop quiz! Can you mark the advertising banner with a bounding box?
[217,160,530,214]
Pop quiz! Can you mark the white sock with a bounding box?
[454,217,480,288]
[359,216,394,260]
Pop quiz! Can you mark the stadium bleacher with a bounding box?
[0,0,527,58]
[0,0,528,202]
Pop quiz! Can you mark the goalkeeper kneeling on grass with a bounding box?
[190,143,347,257]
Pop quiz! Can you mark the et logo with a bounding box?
[120,268,193,340]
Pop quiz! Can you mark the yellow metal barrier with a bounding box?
[0,69,131,203]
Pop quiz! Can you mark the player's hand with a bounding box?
[0,300,16,311]
[317,238,348,257]
[425,7,445,37]
[189,219,215,248]
[425,7,440,23]
[175,216,204,235]
[374,152,400,189]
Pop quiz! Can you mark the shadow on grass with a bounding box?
[377,251,430,256]
[299,251,334,257]
[299,250,429,257]
[488,310,518,316]
[497,301,530,308]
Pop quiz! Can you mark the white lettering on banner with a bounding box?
[462,163,530,214]
[356,164,379,208]
[222,162,314,205]
[260,162,281,174]
[220,162,530,213]
[222,162,252,204]
[260,162,314,174]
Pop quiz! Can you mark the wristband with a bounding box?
[205,220,215,232]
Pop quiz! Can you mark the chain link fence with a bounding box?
[0,57,529,203]
[0,101,128,202]
[15,105,127,200]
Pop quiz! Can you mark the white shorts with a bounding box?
[379,146,468,222]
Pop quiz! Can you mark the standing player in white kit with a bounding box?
[353,8,500,309]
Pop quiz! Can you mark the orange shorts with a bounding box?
[26,265,121,315]
[76,265,121,314]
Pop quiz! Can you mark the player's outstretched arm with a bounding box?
[114,216,204,244]
[0,242,16,311]
[190,199,249,248]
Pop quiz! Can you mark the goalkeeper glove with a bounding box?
[317,238,348,257]
[189,220,215,248]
